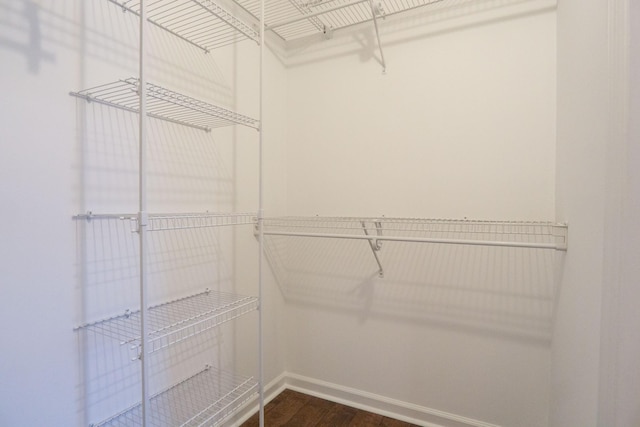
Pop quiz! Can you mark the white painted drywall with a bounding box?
[551,0,609,425]
[0,2,79,425]
[285,2,557,221]
[281,3,557,426]
[612,8,640,417]
[596,1,640,426]
[613,5,640,423]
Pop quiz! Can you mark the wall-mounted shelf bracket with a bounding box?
[361,220,384,278]
[369,0,387,73]
[323,25,334,39]
[130,344,142,362]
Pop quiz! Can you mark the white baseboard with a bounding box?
[284,372,501,427]
[229,372,288,426]
[230,371,500,427]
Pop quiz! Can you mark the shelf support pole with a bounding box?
[138,1,151,426]
[258,0,265,423]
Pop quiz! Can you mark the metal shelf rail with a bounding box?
[70,79,260,132]
[74,212,257,232]
[91,365,258,427]
[262,216,568,277]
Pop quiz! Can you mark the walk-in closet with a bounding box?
[1,0,639,426]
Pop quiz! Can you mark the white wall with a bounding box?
[551,0,609,425]
[611,5,640,421]
[285,0,557,221]
[279,2,557,426]
[615,5,640,423]
[0,1,287,425]
[596,1,640,426]
[0,2,79,425]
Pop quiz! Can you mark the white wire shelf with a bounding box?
[262,216,568,278]
[145,212,257,231]
[106,0,259,51]
[74,212,258,232]
[70,79,259,131]
[233,0,450,41]
[76,289,258,353]
[92,365,258,427]
[263,216,569,250]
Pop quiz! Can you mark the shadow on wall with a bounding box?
[265,234,564,344]
[0,1,237,105]
[0,0,55,72]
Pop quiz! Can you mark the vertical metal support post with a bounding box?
[369,0,386,73]
[138,1,151,426]
[258,0,265,424]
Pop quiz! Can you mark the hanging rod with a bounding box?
[73,212,136,220]
[262,216,569,251]
[262,230,567,250]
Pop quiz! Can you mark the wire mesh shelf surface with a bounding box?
[77,289,258,353]
[263,216,569,250]
[92,365,258,427]
[106,0,259,51]
[146,212,257,231]
[233,0,458,41]
[74,212,258,232]
[70,79,260,131]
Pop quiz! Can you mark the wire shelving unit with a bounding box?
[91,365,258,427]
[73,0,266,425]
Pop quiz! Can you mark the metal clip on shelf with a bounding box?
[361,220,384,277]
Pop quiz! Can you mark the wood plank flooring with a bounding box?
[240,389,420,427]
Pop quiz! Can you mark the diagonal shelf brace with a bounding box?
[361,221,384,278]
[369,0,387,73]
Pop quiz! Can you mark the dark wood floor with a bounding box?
[241,389,420,427]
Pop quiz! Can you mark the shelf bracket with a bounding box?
[369,0,386,73]
[361,221,384,278]
[130,344,142,362]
